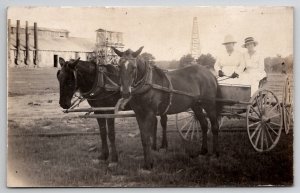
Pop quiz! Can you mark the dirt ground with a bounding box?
[7,68,293,187]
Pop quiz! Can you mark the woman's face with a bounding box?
[246,43,255,52]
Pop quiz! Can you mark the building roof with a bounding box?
[9,34,95,52]
[96,28,122,34]
[10,25,69,33]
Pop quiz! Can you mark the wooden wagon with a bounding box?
[176,74,293,152]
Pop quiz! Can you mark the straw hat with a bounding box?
[242,37,258,48]
[222,35,237,45]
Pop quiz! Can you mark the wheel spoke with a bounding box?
[250,106,261,118]
[180,117,193,131]
[250,123,261,140]
[269,121,281,127]
[265,124,274,143]
[191,119,195,140]
[265,123,278,136]
[184,120,194,138]
[268,103,279,115]
[255,126,262,147]
[264,128,269,149]
[248,115,260,122]
[267,113,281,120]
[249,121,260,128]
[255,95,263,115]
[260,127,264,150]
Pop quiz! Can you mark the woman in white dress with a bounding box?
[240,37,266,95]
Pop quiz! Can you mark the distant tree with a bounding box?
[196,53,216,70]
[264,56,285,73]
[284,54,293,74]
[179,54,194,68]
[140,52,155,63]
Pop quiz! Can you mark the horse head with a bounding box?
[112,46,144,98]
[56,57,80,109]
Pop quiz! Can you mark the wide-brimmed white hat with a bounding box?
[242,37,258,48]
[222,35,237,45]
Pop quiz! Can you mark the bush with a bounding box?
[179,54,194,68]
[196,53,216,70]
[264,55,293,73]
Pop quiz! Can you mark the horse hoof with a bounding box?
[108,162,118,170]
[138,169,152,175]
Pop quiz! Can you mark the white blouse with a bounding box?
[215,50,245,76]
[242,51,266,80]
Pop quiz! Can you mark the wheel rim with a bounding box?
[246,89,283,152]
[283,77,293,134]
[176,111,202,142]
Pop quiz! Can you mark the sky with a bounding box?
[8,6,293,60]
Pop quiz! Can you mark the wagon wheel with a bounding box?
[246,89,283,152]
[283,77,293,134]
[175,110,222,142]
[176,110,202,142]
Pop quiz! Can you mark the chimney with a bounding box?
[7,19,12,67]
[15,20,22,66]
[25,21,31,66]
[34,22,39,66]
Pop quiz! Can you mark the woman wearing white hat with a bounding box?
[240,37,266,95]
[215,34,245,83]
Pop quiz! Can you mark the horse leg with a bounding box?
[204,104,219,157]
[106,118,118,163]
[151,116,158,151]
[96,118,109,161]
[191,104,208,155]
[135,111,155,170]
[160,114,168,149]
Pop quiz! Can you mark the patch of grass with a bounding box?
[7,120,293,187]
[8,68,59,96]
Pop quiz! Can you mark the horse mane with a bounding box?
[76,60,96,74]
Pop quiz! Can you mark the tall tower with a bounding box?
[190,17,201,59]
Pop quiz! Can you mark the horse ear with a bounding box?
[132,46,144,58]
[69,57,80,69]
[59,57,65,67]
[111,47,123,57]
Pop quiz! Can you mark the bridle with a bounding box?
[121,58,151,94]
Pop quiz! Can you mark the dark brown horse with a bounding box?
[113,47,222,170]
[57,57,168,166]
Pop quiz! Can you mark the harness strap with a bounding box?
[81,64,104,98]
[104,75,120,91]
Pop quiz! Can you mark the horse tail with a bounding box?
[216,81,223,116]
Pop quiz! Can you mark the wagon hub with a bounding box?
[261,115,270,123]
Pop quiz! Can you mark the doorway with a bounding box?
[53,55,58,67]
